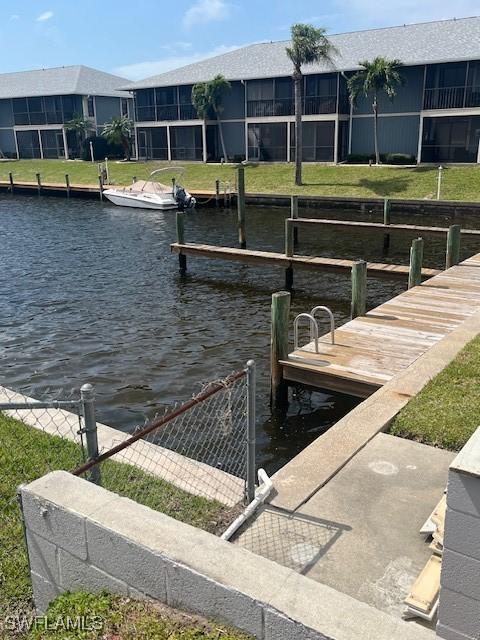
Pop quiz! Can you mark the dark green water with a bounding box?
[1,194,479,472]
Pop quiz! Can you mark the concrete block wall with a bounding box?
[21,471,434,640]
[438,426,480,640]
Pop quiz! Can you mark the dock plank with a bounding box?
[282,254,480,396]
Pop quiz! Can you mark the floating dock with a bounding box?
[282,253,480,397]
[170,242,440,280]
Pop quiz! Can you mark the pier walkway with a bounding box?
[283,253,480,397]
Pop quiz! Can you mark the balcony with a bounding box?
[247,99,293,117]
[179,104,198,120]
[423,86,480,110]
[304,95,337,115]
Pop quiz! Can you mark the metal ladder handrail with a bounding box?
[310,306,335,345]
[293,313,319,353]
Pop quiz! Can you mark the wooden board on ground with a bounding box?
[404,554,442,617]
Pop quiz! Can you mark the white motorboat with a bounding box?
[103,167,196,211]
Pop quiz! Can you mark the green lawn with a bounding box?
[390,335,480,450]
[27,592,252,639]
[0,413,226,622]
[2,159,480,200]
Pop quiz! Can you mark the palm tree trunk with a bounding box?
[216,112,228,162]
[373,95,380,165]
[293,70,303,185]
[122,136,131,161]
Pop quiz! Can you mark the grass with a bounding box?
[25,591,252,639]
[0,413,226,620]
[390,335,480,450]
[1,159,480,200]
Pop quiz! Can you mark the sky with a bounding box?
[1,0,479,80]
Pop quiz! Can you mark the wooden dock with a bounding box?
[170,242,440,280]
[282,253,480,397]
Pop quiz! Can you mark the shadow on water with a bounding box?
[1,194,480,472]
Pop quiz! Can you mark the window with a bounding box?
[121,98,129,117]
[422,115,480,163]
[135,89,155,121]
[170,125,203,160]
[87,96,95,118]
[248,123,287,161]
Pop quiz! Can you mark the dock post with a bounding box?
[446,224,461,269]
[8,172,14,194]
[132,176,137,184]
[270,291,290,411]
[351,260,367,319]
[65,174,70,198]
[284,218,294,290]
[215,179,220,207]
[36,173,42,196]
[176,211,187,275]
[98,175,103,201]
[383,198,391,251]
[408,237,424,289]
[237,165,246,249]
[291,195,299,246]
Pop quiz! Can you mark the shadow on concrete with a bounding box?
[233,505,351,575]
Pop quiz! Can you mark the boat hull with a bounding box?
[103,190,178,210]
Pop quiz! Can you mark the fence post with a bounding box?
[237,165,246,248]
[270,291,290,410]
[36,172,42,195]
[446,224,461,269]
[408,237,424,289]
[383,197,391,251]
[246,359,256,504]
[176,211,187,275]
[351,260,367,319]
[8,172,14,193]
[291,195,299,246]
[65,174,70,198]
[80,383,100,485]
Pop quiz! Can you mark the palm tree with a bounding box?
[64,114,94,158]
[347,57,404,165]
[102,115,134,160]
[192,75,231,161]
[286,24,335,186]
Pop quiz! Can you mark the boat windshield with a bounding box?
[129,180,172,194]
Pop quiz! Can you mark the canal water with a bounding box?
[1,193,479,472]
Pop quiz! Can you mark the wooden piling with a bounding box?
[176,211,187,275]
[446,224,461,269]
[270,291,291,410]
[408,237,424,289]
[285,218,294,289]
[291,195,299,246]
[36,173,42,195]
[8,172,14,193]
[351,260,367,319]
[132,176,137,184]
[215,179,220,207]
[65,174,70,198]
[98,175,103,201]
[237,165,246,249]
[383,198,391,251]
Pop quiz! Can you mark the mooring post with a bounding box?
[237,165,246,248]
[36,173,42,196]
[176,211,187,275]
[8,172,14,194]
[132,176,137,184]
[65,174,70,198]
[245,359,256,504]
[291,195,299,246]
[408,237,424,289]
[446,224,461,269]
[351,260,367,319]
[383,198,391,251]
[98,174,103,201]
[80,383,101,485]
[215,179,220,207]
[284,218,294,290]
[270,291,291,411]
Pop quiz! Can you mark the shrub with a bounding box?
[346,153,376,164]
[81,135,124,161]
[346,152,416,165]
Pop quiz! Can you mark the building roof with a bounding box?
[0,65,131,99]
[123,16,480,89]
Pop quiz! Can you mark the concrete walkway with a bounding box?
[234,433,453,621]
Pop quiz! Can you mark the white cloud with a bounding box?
[10,14,20,20]
[114,44,243,80]
[182,0,230,30]
[36,10,54,22]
